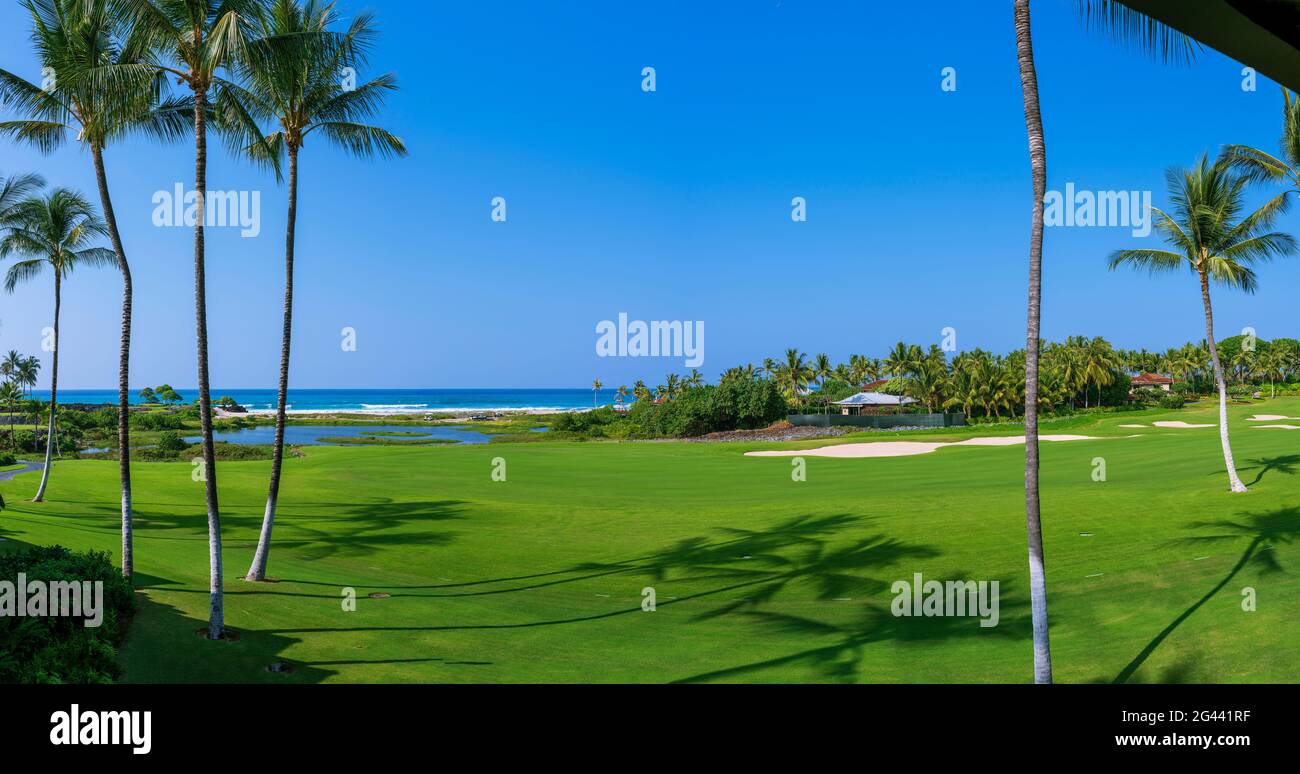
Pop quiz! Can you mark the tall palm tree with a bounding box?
[777,348,813,402]
[0,0,191,578]
[591,378,602,407]
[1,188,115,501]
[1013,0,1052,685]
[1109,155,1297,492]
[0,381,22,450]
[122,0,271,638]
[234,0,404,582]
[1008,0,1196,685]
[1261,347,1288,398]
[614,384,627,408]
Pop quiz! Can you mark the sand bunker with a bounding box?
[1251,424,1300,430]
[745,435,1097,459]
[1118,423,1147,428]
[1152,421,1215,429]
[1247,414,1298,422]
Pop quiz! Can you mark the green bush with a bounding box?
[0,452,16,466]
[1158,394,1187,409]
[130,411,185,431]
[0,546,135,683]
[156,431,187,453]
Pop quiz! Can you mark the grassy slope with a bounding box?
[0,399,1297,684]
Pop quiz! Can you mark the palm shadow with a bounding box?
[1227,454,1300,487]
[1112,506,1300,684]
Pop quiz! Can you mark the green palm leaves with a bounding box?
[1,187,115,291]
[1109,155,1296,292]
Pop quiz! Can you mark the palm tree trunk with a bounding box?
[31,274,58,502]
[92,147,134,578]
[247,145,299,582]
[193,87,224,637]
[1015,0,1053,685]
[1199,269,1247,493]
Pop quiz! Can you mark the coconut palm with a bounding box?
[1258,347,1287,398]
[232,0,404,582]
[1014,0,1052,684]
[775,348,813,402]
[591,378,602,407]
[1010,0,1199,686]
[0,0,193,578]
[614,385,628,408]
[1109,155,1297,493]
[1,188,115,501]
[118,0,272,638]
[0,381,22,450]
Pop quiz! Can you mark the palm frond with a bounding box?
[310,120,407,159]
[1073,0,1201,65]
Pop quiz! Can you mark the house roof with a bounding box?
[1131,372,1175,385]
[833,391,917,406]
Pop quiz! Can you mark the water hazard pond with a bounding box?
[184,424,491,446]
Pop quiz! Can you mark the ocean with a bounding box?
[44,388,606,414]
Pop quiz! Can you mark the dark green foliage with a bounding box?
[0,546,135,684]
[156,431,187,453]
[129,411,185,431]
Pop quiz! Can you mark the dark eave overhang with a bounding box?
[1119,0,1300,90]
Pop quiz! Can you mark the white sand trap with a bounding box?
[1152,421,1215,429]
[1118,423,1147,428]
[1251,424,1300,430]
[744,434,1097,459]
[1247,414,1298,421]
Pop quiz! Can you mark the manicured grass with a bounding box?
[1,399,1297,683]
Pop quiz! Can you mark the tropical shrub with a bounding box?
[0,452,16,466]
[0,546,135,683]
[1158,394,1187,409]
[130,411,185,431]
[156,431,187,453]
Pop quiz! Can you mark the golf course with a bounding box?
[2,398,1296,684]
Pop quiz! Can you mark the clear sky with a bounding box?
[1,0,1297,389]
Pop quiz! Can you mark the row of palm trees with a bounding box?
[0,0,404,640]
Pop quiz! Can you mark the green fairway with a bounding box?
[2,399,1298,683]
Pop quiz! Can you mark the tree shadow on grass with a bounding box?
[246,513,1019,683]
[124,588,338,683]
[1223,455,1300,487]
[675,582,1032,683]
[129,498,468,561]
[1111,506,1300,684]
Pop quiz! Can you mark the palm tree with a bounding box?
[1013,0,1053,685]
[591,378,602,407]
[121,0,271,638]
[632,379,650,403]
[614,385,628,408]
[1261,347,1288,398]
[0,0,192,578]
[776,348,813,402]
[1,188,115,501]
[235,0,404,582]
[0,381,22,450]
[1109,155,1297,493]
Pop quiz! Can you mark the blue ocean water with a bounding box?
[46,388,605,413]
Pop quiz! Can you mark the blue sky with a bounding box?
[1,0,1296,389]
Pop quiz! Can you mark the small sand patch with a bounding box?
[1251,424,1300,430]
[1118,423,1147,428]
[744,434,1097,459]
[1247,414,1297,422]
[1152,421,1215,429]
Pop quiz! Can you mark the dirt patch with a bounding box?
[194,627,241,642]
[367,592,391,599]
